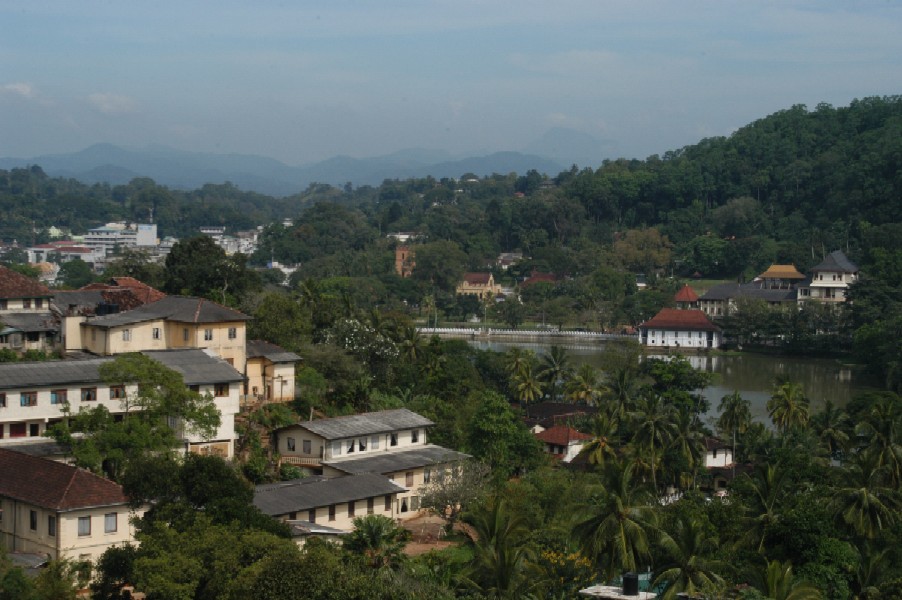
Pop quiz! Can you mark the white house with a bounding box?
[638,308,722,349]
[797,250,859,303]
[534,425,593,463]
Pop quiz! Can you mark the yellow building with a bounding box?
[456,272,501,299]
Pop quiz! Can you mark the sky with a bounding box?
[1,1,901,166]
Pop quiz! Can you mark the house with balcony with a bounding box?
[797,250,859,303]
[276,409,469,517]
[0,349,242,458]
[0,265,58,353]
[0,448,145,563]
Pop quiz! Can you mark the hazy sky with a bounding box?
[2,1,900,166]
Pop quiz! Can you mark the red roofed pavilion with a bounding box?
[673,284,699,309]
[638,308,721,349]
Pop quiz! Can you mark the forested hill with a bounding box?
[1,96,900,269]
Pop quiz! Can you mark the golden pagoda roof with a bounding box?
[758,264,805,280]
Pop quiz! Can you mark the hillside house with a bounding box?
[456,272,501,299]
[0,265,58,353]
[0,449,144,563]
[534,425,593,463]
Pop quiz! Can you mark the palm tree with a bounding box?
[461,496,535,599]
[631,393,678,493]
[566,363,605,405]
[504,348,534,379]
[538,345,572,404]
[513,363,544,416]
[669,406,706,490]
[829,450,901,540]
[398,324,424,364]
[767,381,810,434]
[652,514,725,600]
[759,560,822,600]
[718,391,751,467]
[573,460,660,580]
[855,395,902,486]
[741,463,790,553]
[810,400,850,461]
[343,514,411,569]
[578,412,620,468]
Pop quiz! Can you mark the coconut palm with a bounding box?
[566,363,605,405]
[810,400,850,460]
[854,395,902,486]
[829,450,901,540]
[538,345,572,403]
[513,363,544,416]
[398,324,424,364]
[669,406,707,490]
[767,381,810,434]
[631,393,678,493]
[573,460,660,580]
[759,560,822,600]
[741,462,790,553]
[343,514,411,569]
[652,514,725,600]
[718,391,751,463]
[461,496,535,599]
[578,412,620,468]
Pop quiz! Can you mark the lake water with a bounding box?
[469,340,878,426]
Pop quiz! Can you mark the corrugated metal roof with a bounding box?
[810,250,858,273]
[253,473,405,516]
[323,445,470,475]
[294,409,434,440]
[141,350,245,385]
[246,340,301,363]
[84,296,250,329]
[699,282,796,302]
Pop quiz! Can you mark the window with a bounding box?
[20,392,37,407]
[204,329,213,341]
[308,509,316,523]
[214,383,228,397]
[189,385,200,393]
[23,299,31,309]
[328,505,336,521]
[183,328,189,341]
[371,435,380,450]
[331,440,342,457]
[0,299,6,309]
[286,437,296,452]
[29,424,39,437]
[424,468,431,484]
[367,497,374,514]
[405,472,414,487]
[0,393,5,407]
[411,429,419,443]
[347,439,355,453]
[122,328,131,341]
[358,437,367,451]
[35,299,43,309]
[152,327,161,340]
[384,495,392,512]
[30,510,37,530]
[81,388,97,402]
[9,423,26,438]
[51,389,67,405]
[302,439,311,454]
[110,385,126,399]
[78,516,91,536]
[48,515,56,537]
[390,433,398,447]
[228,327,237,340]
[105,512,117,533]
[348,501,355,517]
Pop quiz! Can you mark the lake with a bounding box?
[469,340,878,426]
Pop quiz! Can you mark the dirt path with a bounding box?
[401,512,472,556]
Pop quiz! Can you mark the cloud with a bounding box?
[87,92,138,115]
[1,82,37,99]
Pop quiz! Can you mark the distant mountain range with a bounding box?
[0,128,615,196]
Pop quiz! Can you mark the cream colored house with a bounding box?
[797,250,859,303]
[253,473,406,536]
[0,265,57,353]
[245,340,300,403]
[0,349,243,458]
[276,409,469,518]
[0,448,145,563]
[456,272,502,299]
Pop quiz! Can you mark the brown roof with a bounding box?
[0,265,52,299]
[81,277,167,306]
[463,272,492,284]
[0,449,129,511]
[674,284,699,302]
[522,271,558,287]
[535,425,593,446]
[758,264,805,280]
[640,308,720,332]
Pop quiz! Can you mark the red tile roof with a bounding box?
[0,449,129,511]
[640,308,720,332]
[0,265,52,299]
[674,284,699,303]
[522,271,558,287]
[534,425,593,446]
[463,272,492,284]
[80,277,166,307]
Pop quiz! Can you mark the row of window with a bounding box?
[0,422,42,438]
[0,298,44,310]
[22,510,118,537]
[122,327,239,342]
[327,430,419,457]
[294,496,393,523]
[0,387,122,408]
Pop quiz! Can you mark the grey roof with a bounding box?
[699,282,796,302]
[0,312,58,333]
[253,473,405,516]
[0,440,68,459]
[294,409,434,440]
[0,349,242,391]
[84,295,251,329]
[246,340,301,363]
[810,250,858,273]
[52,290,105,311]
[323,445,470,476]
[141,349,245,385]
[286,520,348,537]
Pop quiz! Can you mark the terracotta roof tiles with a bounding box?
[535,425,593,446]
[673,284,699,302]
[0,265,52,299]
[639,308,720,332]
